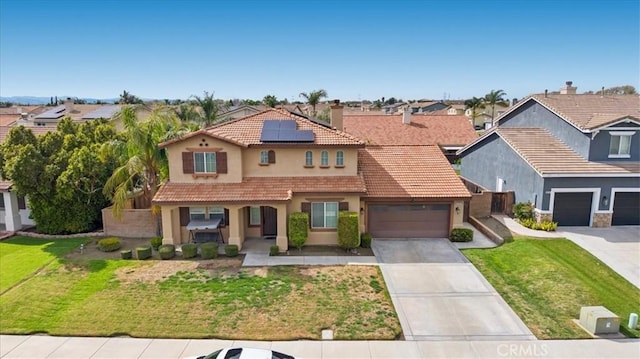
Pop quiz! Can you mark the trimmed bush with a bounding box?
[288,212,309,250]
[338,211,360,249]
[519,218,558,232]
[150,237,163,250]
[269,245,280,256]
[200,242,218,259]
[120,249,132,259]
[158,244,175,260]
[360,233,372,248]
[98,237,121,252]
[225,244,239,257]
[181,243,197,259]
[450,228,473,242]
[136,246,152,260]
[513,202,534,220]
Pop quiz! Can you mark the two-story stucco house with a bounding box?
[153,104,470,251]
[457,83,640,227]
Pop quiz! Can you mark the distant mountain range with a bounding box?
[0,96,118,105]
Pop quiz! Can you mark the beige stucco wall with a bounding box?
[452,200,464,226]
[166,135,243,183]
[242,147,358,177]
[289,194,361,246]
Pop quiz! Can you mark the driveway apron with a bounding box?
[372,238,535,341]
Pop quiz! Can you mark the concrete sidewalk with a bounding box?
[2,335,639,358]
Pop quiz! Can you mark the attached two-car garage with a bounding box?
[367,204,451,238]
[551,190,640,226]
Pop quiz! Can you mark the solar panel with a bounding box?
[278,129,298,141]
[279,120,297,129]
[260,119,315,142]
[262,120,281,130]
[260,129,280,142]
[34,105,65,119]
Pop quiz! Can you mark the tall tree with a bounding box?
[0,119,119,234]
[484,89,508,122]
[464,97,486,126]
[103,106,184,218]
[191,91,225,128]
[175,102,199,123]
[119,90,143,104]
[299,89,328,115]
[263,94,278,108]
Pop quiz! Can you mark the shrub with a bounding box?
[450,228,473,242]
[513,202,534,220]
[136,246,152,260]
[98,237,121,252]
[120,249,132,259]
[158,244,175,260]
[150,237,163,250]
[519,218,557,232]
[538,220,558,232]
[200,242,218,259]
[225,244,239,257]
[269,245,280,256]
[288,212,309,251]
[337,211,360,249]
[181,243,197,259]
[360,233,372,248]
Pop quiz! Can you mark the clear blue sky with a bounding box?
[1,0,638,102]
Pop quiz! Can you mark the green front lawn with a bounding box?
[0,237,400,340]
[463,237,640,339]
[0,236,90,293]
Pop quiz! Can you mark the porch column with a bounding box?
[160,206,177,245]
[227,206,242,250]
[275,203,288,252]
[3,192,22,231]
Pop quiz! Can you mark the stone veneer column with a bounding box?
[592,212,612,227]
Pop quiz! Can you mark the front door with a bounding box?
[262,206,277,237]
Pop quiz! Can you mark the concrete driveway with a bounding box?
[560,226,640,289]
[372,239,535,341]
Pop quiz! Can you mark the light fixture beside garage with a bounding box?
[601,196,609,207]
[455,206,460,214]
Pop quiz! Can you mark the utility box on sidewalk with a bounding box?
[579,306,620,334]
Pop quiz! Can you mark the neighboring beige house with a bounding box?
[466,103,510,129]
[0,181,32,231]
[153,104,470,251]
[218,105,264,122]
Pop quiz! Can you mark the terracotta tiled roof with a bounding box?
[497,128,640,175]
[160,108,364,148]
[0,125,53,143]
[0,181,12,191]
[529,94,640,130]
[343,114,477,146]
[358,146,470,199]
[153,176,367,204]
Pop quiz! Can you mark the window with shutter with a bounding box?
[217,152,228,173]
[268,150,276,164]
[182,152,194,174]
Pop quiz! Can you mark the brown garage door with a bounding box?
[612,192,640,225]
[368,204,450,238]
[553,192,592,226]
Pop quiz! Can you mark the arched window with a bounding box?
[305,151,313,166]
[336,151,344,166]
[321,150,329,166]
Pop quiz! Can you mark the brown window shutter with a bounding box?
[217,152,227,173]
[339,202,349,211]
[182,152,194,174]
[224,208,229,226]
[268,150,276,164]
[179,207,190,226]
[301,202,311,227]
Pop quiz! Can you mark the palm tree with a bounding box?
[299,89,328,115]
[484,89,508,122]
[464,97,486,127]
[119,90,142,104]
[175,103,199,123]
[263,94,278,108]
[191,91,225,128]
[103,106,183,218]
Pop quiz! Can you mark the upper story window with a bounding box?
[321,150,329,166]
[336,151,344,166]
[260,150,268,164]
[311,202,338,228]
[609,131,634,158]
[194,152,216,173]
[305,151,313,166]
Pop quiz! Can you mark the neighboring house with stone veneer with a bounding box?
[457,82,640,227]
[153,105,470,251]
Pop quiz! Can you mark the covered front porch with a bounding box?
[160,202,289,252]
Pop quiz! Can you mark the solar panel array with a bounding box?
[34,105,65,119]
[260,120,315,142]
[82,105,121,119]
